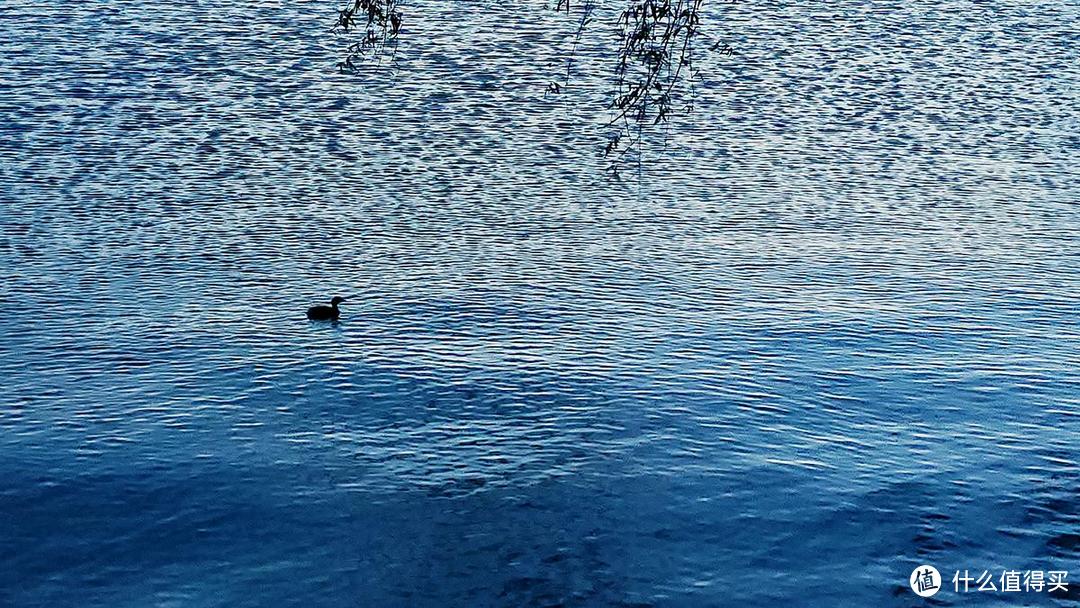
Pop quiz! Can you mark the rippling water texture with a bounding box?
[1,0,1078,606]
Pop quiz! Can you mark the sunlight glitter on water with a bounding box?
[1,0,1078,606]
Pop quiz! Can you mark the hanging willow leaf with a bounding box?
[331,0,732,173]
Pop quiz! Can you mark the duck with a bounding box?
[307,296,346,321]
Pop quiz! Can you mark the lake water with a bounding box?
[1,0,1078,606]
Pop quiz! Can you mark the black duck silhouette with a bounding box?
[307,296,345,321]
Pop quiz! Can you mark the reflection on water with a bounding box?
[1,0,1078,606]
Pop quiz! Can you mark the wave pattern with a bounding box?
[1,0,1078,606]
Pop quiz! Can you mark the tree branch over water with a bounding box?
[333,0,403,72]
[331,0,734,174]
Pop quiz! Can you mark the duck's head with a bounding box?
[331,296,346,306]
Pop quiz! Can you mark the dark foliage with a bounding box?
[333,0,403,72]
[332,0,733,174]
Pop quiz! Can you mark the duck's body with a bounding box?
[307,296,345,321]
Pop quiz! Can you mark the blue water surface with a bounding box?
[1,0,1078,606]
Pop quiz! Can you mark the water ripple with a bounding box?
[1,0,1078,606]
